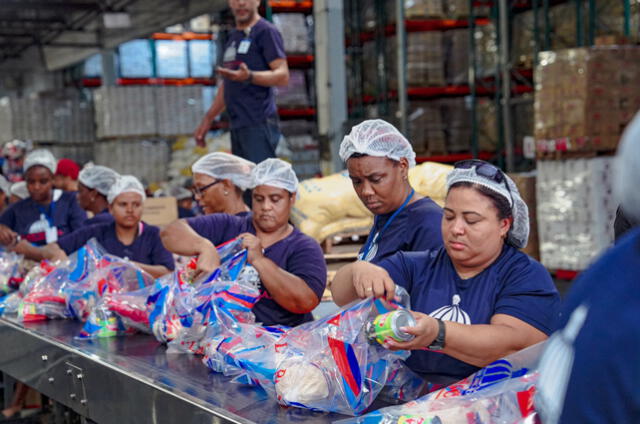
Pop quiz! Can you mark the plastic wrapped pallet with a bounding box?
[536,158,616,271]
[512,10,535,69]
[276,70,311,107]
[409,100,445,154]
[534,46,640,153]
[94,86,157,138]
[156,86,204,136]
[272,13,311,54]
[43,145,94,166]
[407,32,445,87]
[166,133,232,185]
[0,97,14,143]
[478,98,498,153]
[441,98,471,152]
[405,0,444,18]
[444,29,469,85]
[94,139,170,184]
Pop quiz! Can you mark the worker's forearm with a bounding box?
[252,256,319,314]
[12,240,47,261]
[160,220,214,256]
[330,263,358,306]
[251,67,289,87]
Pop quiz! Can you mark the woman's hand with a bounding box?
[352,260,396,300]
[239,233,265,265]
[0,225,17,247]
[384,311,440,351]
[194,240,220,280]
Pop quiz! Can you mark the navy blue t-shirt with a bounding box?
[378,244,560,380]
[84,209,113,227]
[187,213,327,327]
[57,222,175,271]
[0,190,87,246]
[222,18,286,129]
[359,197,443,263]
[536,228,640,424]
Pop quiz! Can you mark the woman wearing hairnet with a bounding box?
[162,158,327,327]
[340,120,443,263]
[77,165,120,226]
[0,149,86,247]
[332,159,560,382]
[535,113,640,424]
[191,152,255,215]
[20,176,174,278]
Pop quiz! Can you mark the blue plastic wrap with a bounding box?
[119,39,153,78]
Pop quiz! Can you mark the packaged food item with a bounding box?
[366,310,417,345]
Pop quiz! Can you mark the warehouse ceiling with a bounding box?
[0,0,226,73]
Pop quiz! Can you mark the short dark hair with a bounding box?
[347,152,400,167]
[449,181,512,220]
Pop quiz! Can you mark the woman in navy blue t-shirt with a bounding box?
[340,120,443,263]
[21,176,174,278]
[332,160,560,382]
[161,158,327,327]
[0,149,86,247]
[77,165,120,227]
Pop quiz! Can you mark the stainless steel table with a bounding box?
[0,316,367,424]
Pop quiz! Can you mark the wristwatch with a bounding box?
[428,318,446,351]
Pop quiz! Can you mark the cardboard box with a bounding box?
[142,197,178,227]
[508,173,539,261]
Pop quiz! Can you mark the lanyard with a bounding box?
[361,189,415,261]
[38,200,56,227]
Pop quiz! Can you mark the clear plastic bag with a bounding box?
[19,239,109,322]
[203,288,414,416]
[0,251,24,295]
[339,342,545,424]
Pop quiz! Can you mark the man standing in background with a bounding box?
[194,0,289,163]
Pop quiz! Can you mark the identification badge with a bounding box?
[45,226,58,244]
[223,44,237,63]
[238,39,251,54]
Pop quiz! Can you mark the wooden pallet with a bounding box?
[321,230,369,255]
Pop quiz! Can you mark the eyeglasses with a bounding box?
[192,180,221,197]
[454,159,513,206]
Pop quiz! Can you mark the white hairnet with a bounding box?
[339,119,417,167]
[78,165,120,196]
[446,164,530,249]
[0,175,10,196]
[10,182,28,200]
[614,111,640,221]
[192,152,256,191]
[24,149,57,174]
[107,175,146,204]
[250,158,299,193]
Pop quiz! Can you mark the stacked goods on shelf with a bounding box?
[407,32,445,87]
[276,70,312,107]
[94,86,157,138]
[156,86,204,136]
[514,95,534,153]
[272,13,312,54]
[512,11,535,69]
[94,86,207,138]
[409,100,446,154]
[441,98,471,152]
[534,46,640,154]
[0,90,95,144]
[94,139,170,184]
[595,0,640,42]
[444,29,468,84]
[508,173,539,261]
[478,98,498,153]
[280,120,320,180]
[536,158,616,270]
[405,0,444,18]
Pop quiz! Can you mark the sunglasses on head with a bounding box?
[454,159,513,205]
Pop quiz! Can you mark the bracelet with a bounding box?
[245,71,253,85]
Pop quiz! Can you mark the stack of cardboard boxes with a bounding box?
[534,46,640,154]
